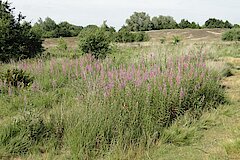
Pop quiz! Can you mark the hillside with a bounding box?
[43,29,227,49]
[147,28,227,42]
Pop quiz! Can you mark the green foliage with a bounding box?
[126,12,152,31]
[78,28,111,59]
[222,28,240,41]
[0,1,43,62]
[65,55,225,159]
[32,17,59,38]
[172,36,181,45]
[101,20,116,33]
[100,21,116,42]
[224,20,233,28]
[152,16,178,30]
[0,68,34,88]
[233,24,240,28]
[84,24,99,31]
[56,37,68,51]
[134,32,150,42]
[178,19,191,29]
[32,17,83,38]
[190,22,201,29]
[114,29,149,43]
[178,19,201,29]
[124,13,235,31]
[114,29,135,42]
[1,39,236,159]
[0,111,64,156]
[205,18,232,28]
[58,21,83,37]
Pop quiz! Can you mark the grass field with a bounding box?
[1,29,240,160]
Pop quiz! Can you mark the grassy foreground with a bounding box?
[0,29,240,159]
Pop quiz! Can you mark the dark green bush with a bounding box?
[114,29,149,43]
[178,19,201,29]
[0,69,34,88]
[222,28,240,41]
[134,32,150,42]
[151,15,178,30]
[114,29,135,42]
[78,28,111,59]
[204,18,232,28]
[0,1,43,62]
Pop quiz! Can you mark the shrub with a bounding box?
[134,32,150,42]
[222,28,240,41]
[114,29,149,43]
[56,37,68,51]
[172,36,181,45]
[0,69,34,88]
[78,28,111,59]
[114,29,135,42]
[0,1,43,62]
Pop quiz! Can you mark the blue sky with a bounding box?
[10,0,240,29]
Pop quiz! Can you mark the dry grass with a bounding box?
[43,29,227,49]
[147,28,227,42]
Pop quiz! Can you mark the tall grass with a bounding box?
[0,46,225,159]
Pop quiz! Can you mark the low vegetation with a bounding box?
[1,42,235,159]
[222,28,240,41]
[1,1,240,160]
[78,28,112,59]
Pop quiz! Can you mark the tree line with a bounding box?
[32,17,83,38]
[32,18,149,42]
[125,12,239,32]
[32,12,240,38]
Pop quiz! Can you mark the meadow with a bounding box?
[0,29,240,160]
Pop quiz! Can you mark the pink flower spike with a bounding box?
[180,88,184,99]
